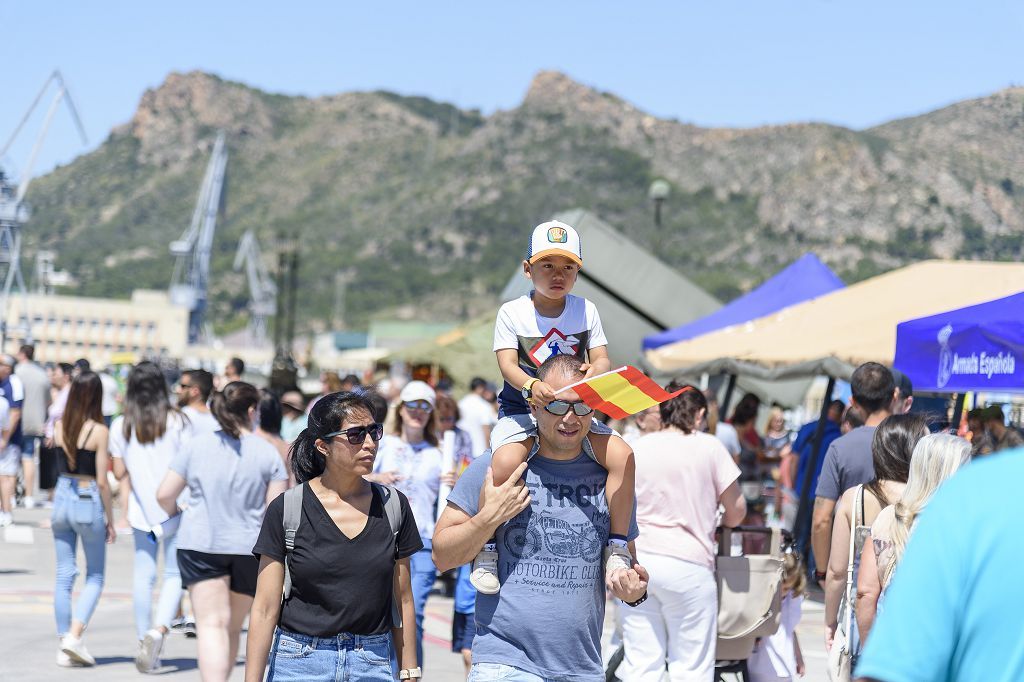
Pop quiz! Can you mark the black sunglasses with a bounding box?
[323,423,384,445]
[543,400,594,417]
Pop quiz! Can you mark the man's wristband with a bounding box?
[815,569,827,581]
[399,667,423,680]
[624,590,648,608]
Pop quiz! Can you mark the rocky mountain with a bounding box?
[20,71,1024,332]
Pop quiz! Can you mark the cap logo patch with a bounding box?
[547,226,568,244]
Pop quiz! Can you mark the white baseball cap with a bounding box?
[527,220,583,267]
[399,380,436,407]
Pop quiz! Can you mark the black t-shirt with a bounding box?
[253,484,423,636]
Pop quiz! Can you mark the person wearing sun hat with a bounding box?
[367,380,448,667]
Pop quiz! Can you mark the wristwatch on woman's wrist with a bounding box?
[399,668,423,680]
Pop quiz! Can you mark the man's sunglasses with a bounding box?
[403,400,433,412]
[323,423,384,445]
[543,400,594,417]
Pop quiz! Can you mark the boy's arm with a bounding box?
[581,345,611,378]
[496,349,556,405]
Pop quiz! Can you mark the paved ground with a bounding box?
[1,506,827,680]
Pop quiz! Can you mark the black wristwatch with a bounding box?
[815,569,827,582]
[624,591,648,608]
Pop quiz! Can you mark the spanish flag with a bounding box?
[559,366,686,420]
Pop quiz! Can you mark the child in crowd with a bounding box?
[749,550,806,681]
[470,220,635,593]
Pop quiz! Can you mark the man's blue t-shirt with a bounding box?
[792,419,841,497]
[856,449,1024,682]
[448,450,638,681]
[0,375,25,448]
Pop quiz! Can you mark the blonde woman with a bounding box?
[855,433,971,643]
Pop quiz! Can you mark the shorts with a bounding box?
[177,548,259,596]
[21,435,41,460]
[489,413,616,461]
[0,444,21,476]
[451,611,476,653]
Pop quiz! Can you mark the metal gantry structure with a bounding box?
[169,131,228,344]
[233,229,276,346]
[0,70,88,344]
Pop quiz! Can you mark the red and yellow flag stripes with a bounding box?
[561,366,686,420]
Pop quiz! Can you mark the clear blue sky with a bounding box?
[3,0,1022,179]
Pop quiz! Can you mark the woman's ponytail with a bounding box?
[211,381,261,439]
[290,427,326,483]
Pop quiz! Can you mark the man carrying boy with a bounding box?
[474,220,635,594]
[434,354,648,682]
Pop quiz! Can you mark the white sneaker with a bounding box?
[22,496,36,509]
[604,543,634,582]
[136,629,164,673]
[60,635,96,666]
[469,546,501,594]
[0,512,11,527]
[56,649,84,667]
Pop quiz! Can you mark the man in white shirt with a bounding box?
[176,369,220,435]
[457,377,498,458]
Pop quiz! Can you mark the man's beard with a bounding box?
[177,393,189,408]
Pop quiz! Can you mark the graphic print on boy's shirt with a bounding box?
[493,294,607,415]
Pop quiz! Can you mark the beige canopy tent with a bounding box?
[646,260,1024,377]
[387,315,500,390]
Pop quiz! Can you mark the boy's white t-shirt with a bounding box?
[109,413,192,531]
[493,293,607,414]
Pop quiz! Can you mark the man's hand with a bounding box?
[477,462,531,530]
[824,622,836,652]
[530,381,557,407]
[608,562,648,604]
[440,470,458,487]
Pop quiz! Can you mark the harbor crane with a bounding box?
[169,131,227,344]
[0,70,87,344]
[232,229,276,347]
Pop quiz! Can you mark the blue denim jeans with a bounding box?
[410,545,437,667]
[51,476,106,636]
[132,527,182,640]
[469,662,585,681]
[267,628,394,681]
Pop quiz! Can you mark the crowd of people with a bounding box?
[2,218,1023,682]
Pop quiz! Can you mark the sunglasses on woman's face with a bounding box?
[543,400,594,417]
[403,400,433,413]
[323,423,384,445]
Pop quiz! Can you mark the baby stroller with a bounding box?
[603,526,788,681]
[715,526,788,682]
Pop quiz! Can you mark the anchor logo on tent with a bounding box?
[937,324,953,389]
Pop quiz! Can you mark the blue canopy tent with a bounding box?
[894,291,1024,394]
[642,253,844,350]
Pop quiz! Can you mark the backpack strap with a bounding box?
[372,482,404,629]
[281,483,305,601]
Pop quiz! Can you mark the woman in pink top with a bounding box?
[620,382,747,681]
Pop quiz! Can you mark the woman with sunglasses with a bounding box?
[245,391,421,682]
[368,380,446,668]
[156,382,288,682]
